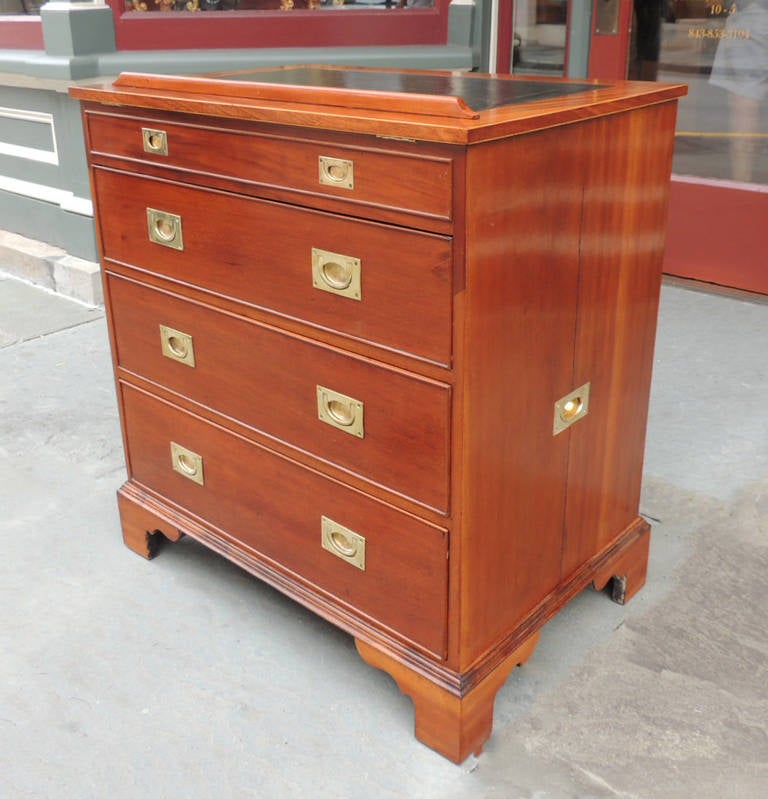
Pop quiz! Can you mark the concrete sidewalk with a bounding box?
[1,272,766,799]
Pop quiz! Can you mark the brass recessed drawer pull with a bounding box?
[319,155,354,189]
[553,381,591,435]
[321,516,366,571]
[142,127,168,156]
[147,208,184,251]
[311,247,361,300]
[317,385,364,438]
[170,441,204,485]
[159,324,195,367]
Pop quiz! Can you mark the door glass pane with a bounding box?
[512,0,568,75]
[631,1,768,185]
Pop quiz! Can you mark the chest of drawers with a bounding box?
[71,67,685,763]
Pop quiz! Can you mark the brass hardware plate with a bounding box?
[553,382,591,435]
[317,385,364,438]
[142,127,168,156]
[311,247,362,301]
[321,516,366,571]
[318,156,354,190]
[147,207,184,251]
[159,324,195,367]
[170,441,204,485]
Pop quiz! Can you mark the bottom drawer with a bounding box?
[121,383,449,658]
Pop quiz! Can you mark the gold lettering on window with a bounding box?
[688,27,751,39]
[707,2,738,16]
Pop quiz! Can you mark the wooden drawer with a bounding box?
[94,168,453,366]
[85,111,453,222]
[108,274,451,513]
[121,383,449,658]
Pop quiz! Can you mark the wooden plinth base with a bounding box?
[115,486,650,762]
[356,632,540,763]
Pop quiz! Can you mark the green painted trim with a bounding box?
[475,0,493,72]
[1,45,473,80]
[566,0,592,79]
[41,6,116,58]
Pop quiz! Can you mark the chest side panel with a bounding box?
[456,123,590,667]
[561,101,680,576]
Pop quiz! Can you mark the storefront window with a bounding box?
[107,0,446,50]
[123,0,433,10]
[634,1,767,185]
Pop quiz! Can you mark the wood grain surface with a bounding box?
[72,67,684,762]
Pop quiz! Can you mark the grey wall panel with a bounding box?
[0,190,97,261]
[0,154,61,187]
[0,80,93,260]
[51,89,91,204]
[0,111,56,152]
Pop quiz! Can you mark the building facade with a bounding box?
[1,0,765,300]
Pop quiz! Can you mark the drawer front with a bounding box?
[109,275,451,513]
[94,168,453,366]
[121,384,449,658]
[86,111,453,222]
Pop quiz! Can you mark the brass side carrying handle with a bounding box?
[147,208,184,251]
[170,442,204,485]
[318,156,354,190]
[321,516,366,571]
[159,324,195,367]
[553,382,591,435]
[317,386,364,438]
[142,127,168,156]
[311,248,362,301]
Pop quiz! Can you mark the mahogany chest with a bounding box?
[71,67,685,762]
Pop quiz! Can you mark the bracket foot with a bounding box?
[355,632,540,763]
[592,521,650,605]
[117,488,183,560]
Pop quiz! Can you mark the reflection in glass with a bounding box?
[0,0,43,12]
[511,0,568,76]
[628,0,665,80]
[642,1,768,185]
[708,2,768,181]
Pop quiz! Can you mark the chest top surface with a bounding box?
[70,65,687,144]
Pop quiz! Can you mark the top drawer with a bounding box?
[84,110,453,224]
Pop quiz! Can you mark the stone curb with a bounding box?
[0,229,102,307]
